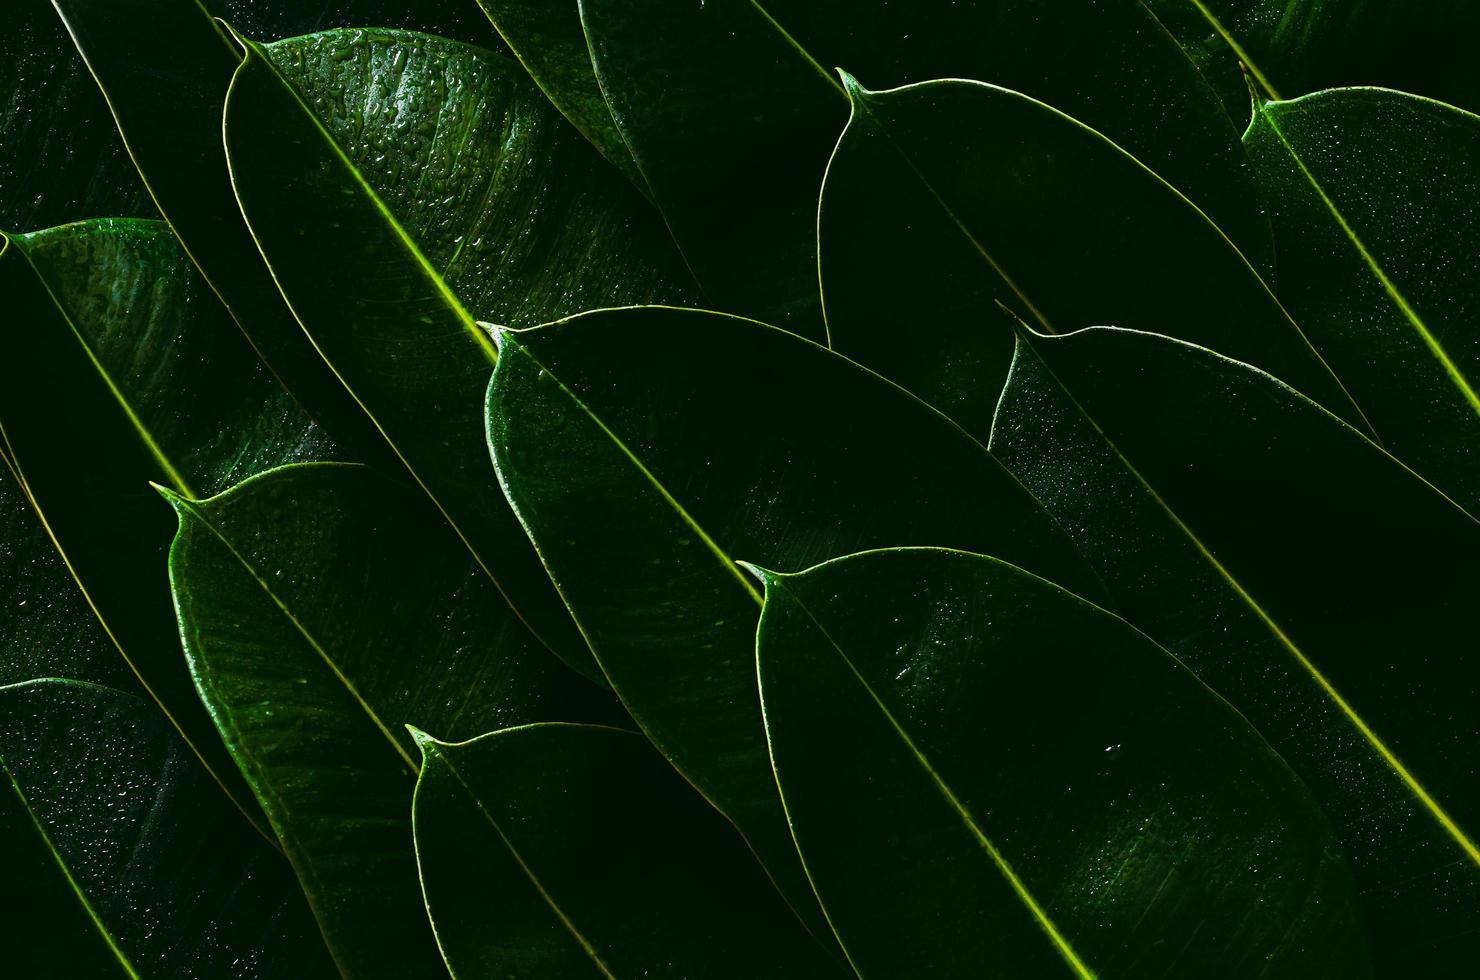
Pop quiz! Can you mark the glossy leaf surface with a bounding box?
[49,0,386,456]
[1149,0,1480,121]
[819,77,1357,441]
[0,221,335,822]
[486,306,1104,933]
[756,548,1370,977]
[580,0,1270,338]
[227,27,694,676]
[0,679,336,978]
[474,0,645,187]
[167,462,618,977]
[991,327,1480,971]
[413,724,839,978]
[0,0,154,230]
[1244,87,1480,514]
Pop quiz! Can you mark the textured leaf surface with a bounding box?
[413,724,840,978]
[581,0,1270,339]
[819,77,1357,441]
[0,221,335,822]
[167,463,617,977]
[0,0,154,230]
[0,679,336,979]
[50,0,386,456]
[991,327,1480,971]
[474,0,645,187]
[1244,88,1480,514]
[1149,0,1480,120]
[756,548,1370,978]
[226,28,695,677]
[486,306,1105,936]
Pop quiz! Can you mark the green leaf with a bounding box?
[1243,88,1480,515]
[753,547,1371,977]
[473,0,648,189]
[990,326,1480,972]
[819,76,1361,442]
[580,0,1272,339]
[0,0,154,230]
[0,678,336,978]
[50,0,389,457]
[485,306,1106,938]
[412,724,840,977]
[0,220,335,826]
[165,462,619,977]
[1147,0,1480,120]
[224,27,695,679]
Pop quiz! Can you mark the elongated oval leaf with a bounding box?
[166,462,618,977]
[0,679,336,978]
[819,76,1359,440]
[990,326,1480,972]
[0,0,153,230]
[413,724,840,977]
[49,0,389,457]
[474,0,646,188]
[755,547,1370,977]
[225,27,694,678]
[0,221,336,823]
[1243,87,1480,514]
[486,306,1105,937]
[580,0,1271,338]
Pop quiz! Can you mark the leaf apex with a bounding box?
[836,68,866,100]
[737,560,783,588]
[151,482,188,511]
[407,725,442,757]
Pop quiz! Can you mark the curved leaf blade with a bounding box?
[990,326,1480,971]
[0,679,336,978]
[819,77,1360,440]
[413,724,840,977]
[1244,87,1480,514]
[224,27,694,678]
[485,306,1106,937]
[166,462,619,977]
[756,547,1371,977]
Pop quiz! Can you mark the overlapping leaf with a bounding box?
[0,679,336,978]
[1244,87,1480,513]
[486,306,1105,937]
[579,0,1268,340]
[166,462,618,977]
[819,76,1359,441]
[413,725,841,977]
[991,326,1480,972]
[225,26,695,678]
[755,547,1370,977]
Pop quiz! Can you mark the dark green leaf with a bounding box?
[1147,0,1480,121]
[0,678,336,978]
[166,462,618,977]
[0,0,154,230]
[1243,87,1480,514]
[580,0,1271,339]
[990,326,1480,972]
[754,547,1371,977]
[225,27,695,678]
[0,220,336,825]
[485,306,1106,938]
[474,0,647,188]
[412,724,839,977]
[819,77,1360,441]
[50,0,388,457]
[213,0,505,48]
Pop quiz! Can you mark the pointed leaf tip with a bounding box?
[836,69,865,99]
[406,725,440,757]
[151,481,187,511]
[736,560,782,588]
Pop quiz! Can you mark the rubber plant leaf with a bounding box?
[413,724,844,977]
[485,306,1106,939]
[990,325,1480,973]
[224,26,695,679]
[0,679,337,978]
[165,462,620,977]
[753,547,1371,978]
